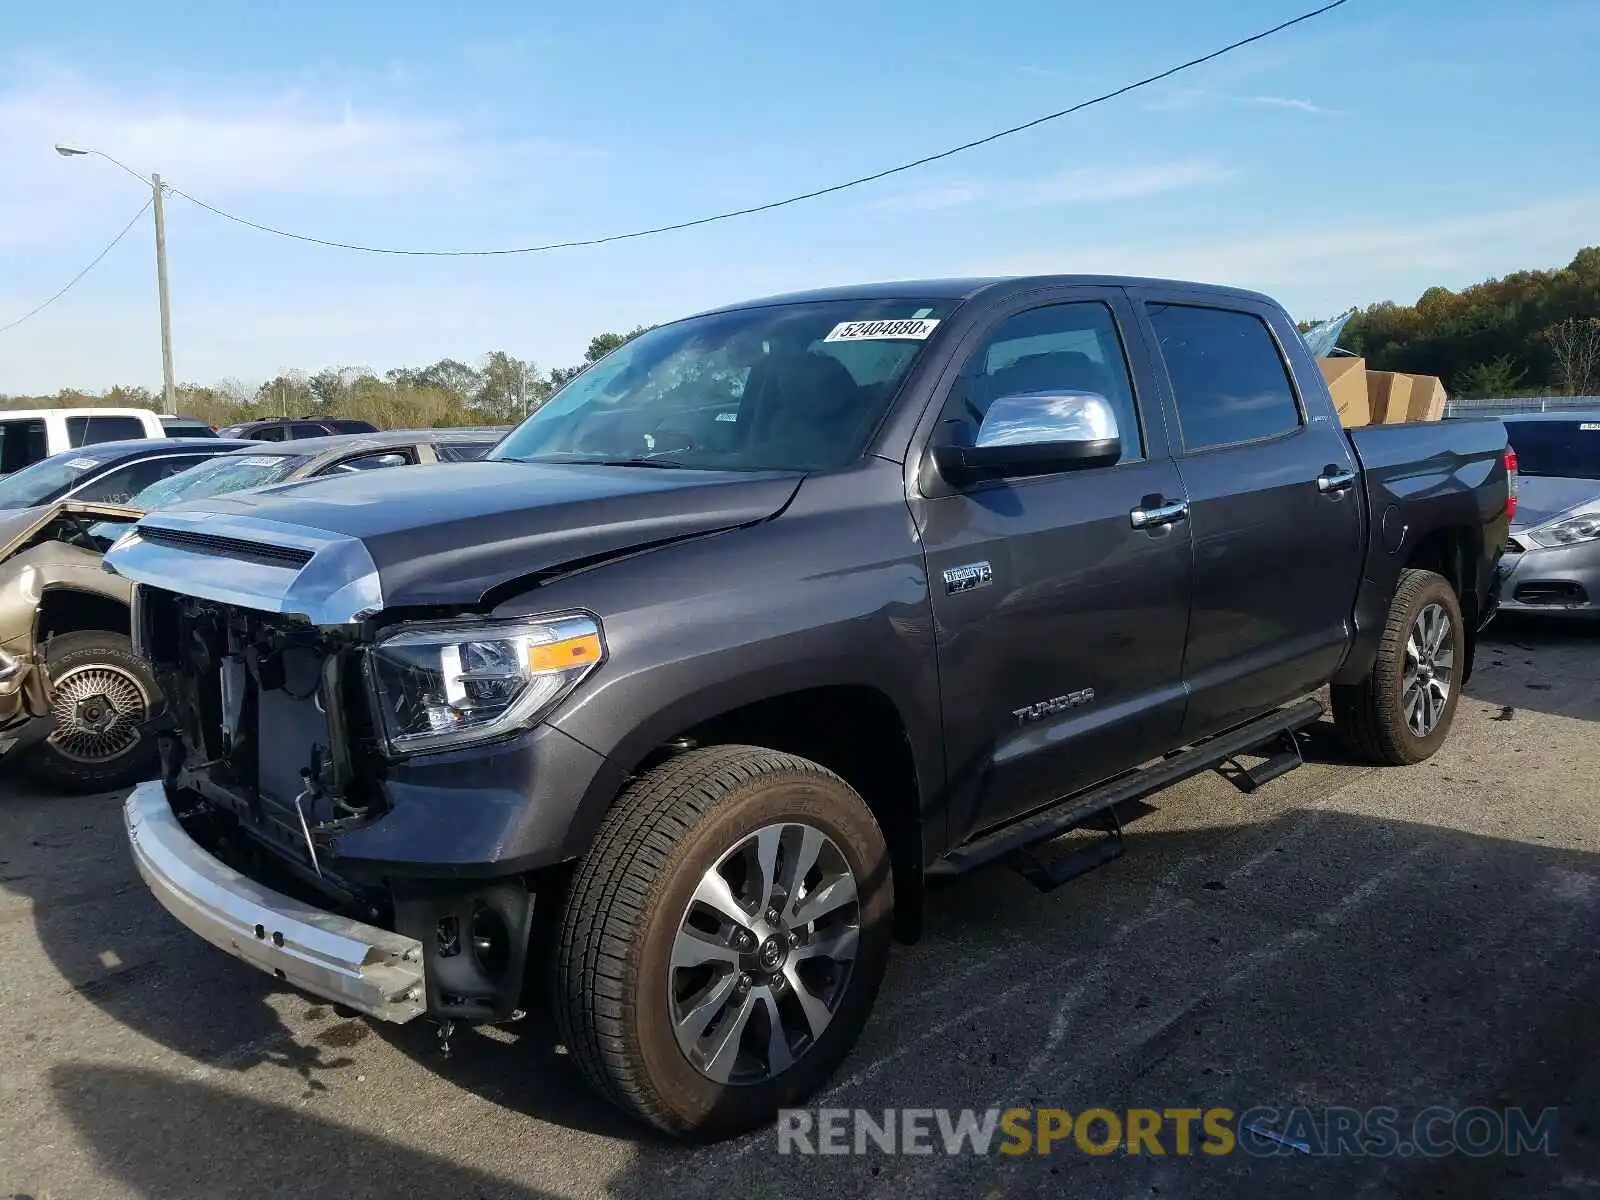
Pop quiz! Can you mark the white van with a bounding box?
[0,408,165,477]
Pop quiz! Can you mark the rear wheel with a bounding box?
[554,745,892,1138]
[1332,568,1464,765]
[28,630,159,793]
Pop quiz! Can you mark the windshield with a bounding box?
[490,299,952,472]
[1506,420,1600,480]
[128,452,311,510]
[0,451,111,509]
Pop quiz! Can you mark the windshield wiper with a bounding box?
[528,455,686,469]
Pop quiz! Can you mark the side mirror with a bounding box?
[933,391,1122,486]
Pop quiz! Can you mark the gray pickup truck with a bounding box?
[105,275,1511,1138]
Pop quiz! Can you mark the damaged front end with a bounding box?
[108,513,543,1025]
[0,644,52,758]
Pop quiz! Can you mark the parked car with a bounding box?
[216,416,380,441]
[106,275,1510,1138]
[1496,410,1600,616]
[0,408,167,477]
[159,414,219,438]
[0,427,506,792]
[0,437,253,515]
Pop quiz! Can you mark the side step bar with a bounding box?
[930,697,1325,885]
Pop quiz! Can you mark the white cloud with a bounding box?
[1248,95,1341,115]
[875,160,1231,213]
[1144,88,1342,117]
[0,68,582,248]
[975,195,1600,319]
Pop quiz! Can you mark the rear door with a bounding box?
[912,287,1193,839]
[1130,289,1364,740]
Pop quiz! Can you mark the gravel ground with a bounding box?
[3,616,1598,1199]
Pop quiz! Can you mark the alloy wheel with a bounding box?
[669,821,861,1085]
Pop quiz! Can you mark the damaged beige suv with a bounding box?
[0,427,505,791]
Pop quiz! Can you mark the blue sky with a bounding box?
[1,0,1597,395]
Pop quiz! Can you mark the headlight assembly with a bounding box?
[367,613,604,754]
[1524,510,1600,548]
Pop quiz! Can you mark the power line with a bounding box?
[0,199,153,335]
[166,0,1352,257]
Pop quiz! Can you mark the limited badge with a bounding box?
[823,318,940,343]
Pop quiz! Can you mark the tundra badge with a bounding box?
[1014,689,1096,725]
[943,561,993,595]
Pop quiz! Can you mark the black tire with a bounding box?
[554,745,893,1139]
[27,630,160,793]
[1332,568,1464,766]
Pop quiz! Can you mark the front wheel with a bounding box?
[28,630,160,793]
[1332,568,1464,765]
[554,745,892,1138]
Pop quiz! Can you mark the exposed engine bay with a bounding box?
[136,584,535,1022]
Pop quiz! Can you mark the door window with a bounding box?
[290,422,332,439]
[67,415,147,446]
[1146,304,1303,451]
[73,456,211,503]
[0,418,49,474]
[939,302,1143,463]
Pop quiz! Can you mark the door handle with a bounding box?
[1317,468,1357,494]
[1130,499,1189,529]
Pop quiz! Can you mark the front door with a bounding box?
[911,290,1194,841]
[1132,290,1365,740]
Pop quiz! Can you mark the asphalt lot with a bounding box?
[3,617,1600,1199]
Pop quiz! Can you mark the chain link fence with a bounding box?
[1443,396,1600,419]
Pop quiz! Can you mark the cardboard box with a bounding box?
[1318,356,1370,427]
[1406,374,1447,422]
[1366,371,1415,424]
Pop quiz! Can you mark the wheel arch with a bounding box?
[573,683,932,941]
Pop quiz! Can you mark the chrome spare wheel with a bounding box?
[669,821,860,1085]
[47,662,151,763]
[1403,601,1454,737]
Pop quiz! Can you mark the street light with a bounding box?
[54,144,177,415]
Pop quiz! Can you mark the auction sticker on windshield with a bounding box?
[824,318,940,342]
[238,456,288,467]
[66,458,98,470]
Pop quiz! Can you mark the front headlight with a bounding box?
[1525,510,1600,548]
[367,613,605,754]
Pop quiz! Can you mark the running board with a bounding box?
[930,697,1324,885]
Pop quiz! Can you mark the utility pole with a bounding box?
[54,145,178,415]
[151,174,176,415]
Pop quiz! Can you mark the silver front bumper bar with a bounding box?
[125,780,426,1023]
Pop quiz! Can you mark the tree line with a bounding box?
[6,245,1600,422]
[1339,246,1600,397]
[0,328,650,429]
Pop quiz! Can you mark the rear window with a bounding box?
[0,417,49,475]
[68,415,147,446]
[1505,420,1600,480]
[0,450,113,509]
[128,452,312,510]
[163,420,217,438]
[435,441,497,462]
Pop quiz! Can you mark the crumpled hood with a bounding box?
[109,460,802,614]
[1511,475,1600,532]
[0,499,144,565]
